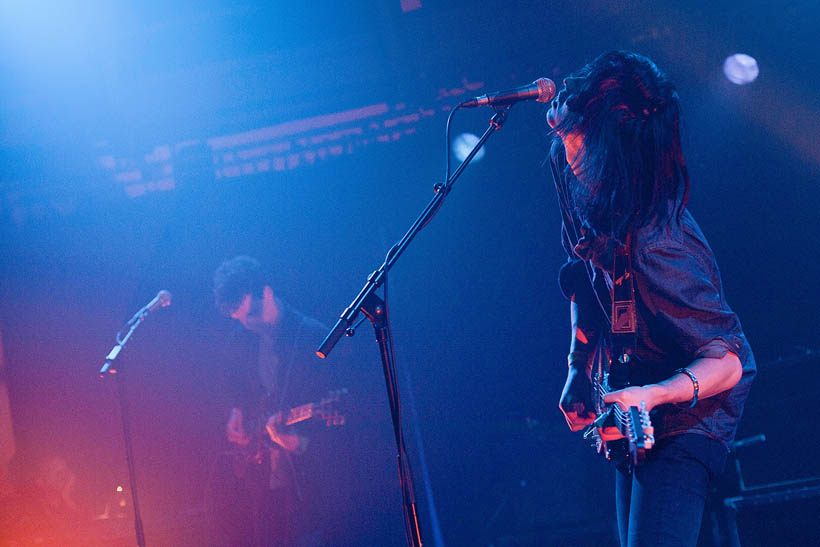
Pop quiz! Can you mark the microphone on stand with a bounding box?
[460,77,556,108]
[126,290,172,325]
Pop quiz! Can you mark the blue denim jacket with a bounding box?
[551,154,756,447]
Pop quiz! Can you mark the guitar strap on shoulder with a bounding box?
[610,232,637,387]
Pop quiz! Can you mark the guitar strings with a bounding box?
[594,382,640,440]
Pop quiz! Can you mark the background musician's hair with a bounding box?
[213,255,266,316]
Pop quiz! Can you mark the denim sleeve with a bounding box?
[634,243,744,361]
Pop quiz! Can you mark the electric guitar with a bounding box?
[229,388,348,478]
[583,371,654,466]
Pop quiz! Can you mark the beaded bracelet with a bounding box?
[675,367,699,408]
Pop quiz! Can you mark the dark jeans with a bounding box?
[615,433,728,547]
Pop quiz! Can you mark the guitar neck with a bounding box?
[283,402,314,426]
[268,389,347,429]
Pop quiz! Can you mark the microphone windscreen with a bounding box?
[535,78,556,103]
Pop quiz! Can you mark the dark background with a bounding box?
[1,1,818,545]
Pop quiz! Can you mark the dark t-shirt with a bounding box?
[550,148,756,446]
[220,300,343,532]
[224,299,334,416]
[220,299,399,544]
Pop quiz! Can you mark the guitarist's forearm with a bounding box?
[648,352,743,407]
[569,299,601,368]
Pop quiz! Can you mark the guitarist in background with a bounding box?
[210,255,338,547]
[547,51,756,547]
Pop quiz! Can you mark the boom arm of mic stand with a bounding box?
[316,105,511,360]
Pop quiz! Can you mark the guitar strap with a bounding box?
[609,232,637,389]
[550,155,637,385]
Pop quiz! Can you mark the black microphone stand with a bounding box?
[99,313,152,547]
[317,105,512,547]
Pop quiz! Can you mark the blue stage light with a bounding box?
[723,53,759,85]
[452,133,486,163]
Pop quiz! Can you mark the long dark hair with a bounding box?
[551,51,690,239]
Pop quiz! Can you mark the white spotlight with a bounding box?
[723,54,759,85]
[452,133,486,163]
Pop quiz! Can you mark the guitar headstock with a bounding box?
[314,388,348,427]
[624,401,655,465]
[589,371,655,466]
[316,411,345,427]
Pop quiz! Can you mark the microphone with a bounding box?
[127,290,172,324]
[461,77,556,108]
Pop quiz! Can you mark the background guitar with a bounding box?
[229,388,348,478]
